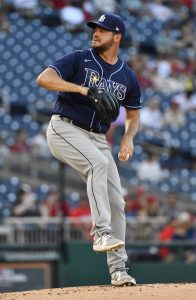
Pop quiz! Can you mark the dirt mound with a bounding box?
[1,284,196,300]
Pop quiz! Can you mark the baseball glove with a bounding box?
[87,87,120,124]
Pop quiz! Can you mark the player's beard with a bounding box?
[92,37,114,54]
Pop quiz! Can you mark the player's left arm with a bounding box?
[118,109,140,161]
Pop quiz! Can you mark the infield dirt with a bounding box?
[0,283,196,300]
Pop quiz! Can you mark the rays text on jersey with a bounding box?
[83,68,127,101]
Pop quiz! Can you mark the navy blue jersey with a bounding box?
[49,48,141,133]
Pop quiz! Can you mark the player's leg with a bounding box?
[106,154,136,286]
[93,133,136,285]
[46,116,124,251]
[47,116,110,231]
[92,132,126,243]
[103,151,127,266]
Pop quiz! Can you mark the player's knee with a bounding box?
[115,199,125,211]
[85,155,109,176]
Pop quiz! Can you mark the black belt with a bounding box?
[59,116,101,133]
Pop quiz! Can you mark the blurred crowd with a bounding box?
[8,181,196,262]
[0,0,196,261]
[10,183,90,218]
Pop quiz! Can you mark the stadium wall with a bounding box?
[1,241,196,292]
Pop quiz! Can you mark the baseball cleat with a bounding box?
[111,270,136,287]
[111,244,124,251]
[93,233,124,252]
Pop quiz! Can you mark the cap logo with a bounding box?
[116,27,119,31]
[99,14,105,22]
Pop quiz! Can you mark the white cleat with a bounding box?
[111,270,136,287]
[93,233,124,253]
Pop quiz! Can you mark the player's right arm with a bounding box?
[36,67,88,96]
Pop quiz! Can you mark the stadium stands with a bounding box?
[0,1,195,228]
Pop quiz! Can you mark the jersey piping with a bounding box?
[49,65,62,78]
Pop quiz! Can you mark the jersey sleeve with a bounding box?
[48,51,80,81]
[122,72,142,110]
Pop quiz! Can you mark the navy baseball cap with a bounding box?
[87,13,126,39]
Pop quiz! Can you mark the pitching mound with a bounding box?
[1,284,196,300]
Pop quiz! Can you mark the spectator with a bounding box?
[162,146,190,171]
[172,91,196,114]
[0,88,10,113]
[0,1,10,32]
[124,193,136,217]
[12,0,39,19]
[152,68,184,93]
[136,151,163,183]
[60,1,85,32]
[145,0,175,22]
[0,135,9,157]
[138,194,160,218]
[40,189,70,217]
[30,123,51,159]
[123,0,145,16]
[161,192,182,219]
[173,211,196,263]
[69,194,92,240]
[156,56,172,79]
[93,0,117,14]
[0,135,10,167]
[159,218,176,261]
[137,69,154,90]
[38,0,67,27]
[9,129,29,153]
[69,195,91,217]
[140,97,163,130]
[159,211,196,262]
[125,186,149,217]
[163,99,186,128]
[40,0,69,9]
[124,191,139,217]
[82,1,96,21]
[11,184,40,217]
[128,53,148,77]
[155,27,177,56]
[173,211,195,240]
[40,1,95,27]
[128,54,155,89]
[175,22,195,52]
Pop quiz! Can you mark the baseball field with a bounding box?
[1,284,196,300]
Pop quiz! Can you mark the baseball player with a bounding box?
[36,13,141,286]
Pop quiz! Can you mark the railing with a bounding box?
[1,217,196,263]
[3,216,167,245]
[126,216,167,242]
[3,217,64,245]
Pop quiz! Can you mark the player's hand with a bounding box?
[118,135,134,161]
[79,86,89,96]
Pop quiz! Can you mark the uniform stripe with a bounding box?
[49,65,62,78]
[89,49,104,130]
[90,110,96,128]
[51,120,101,219]
[109,61,124,80]
[124,105,142,109]
[90,49,103,78]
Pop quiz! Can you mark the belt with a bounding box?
[59,116,100,133]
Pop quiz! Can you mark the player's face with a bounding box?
[92,27,117,52]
